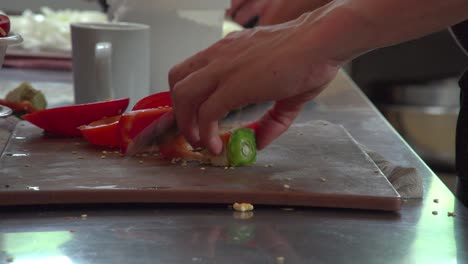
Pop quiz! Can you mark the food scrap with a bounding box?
[0,82,47,117]
[233,203,254,212]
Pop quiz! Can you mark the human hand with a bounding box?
[168,14,342,155]
[226,0,331,27]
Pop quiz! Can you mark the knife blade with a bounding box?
[125,111,177,156]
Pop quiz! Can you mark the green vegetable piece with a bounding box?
[227,128,257,167]
[5,82,47,110]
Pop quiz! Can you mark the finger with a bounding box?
[233,0,268,26]
[197,82,250,155]
[226,0,250,18]
[168,50,211,89]
[171,68,220,147]
[197,96,230,155]
[255,95,312,150]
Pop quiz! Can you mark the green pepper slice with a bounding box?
[227,128,257,167]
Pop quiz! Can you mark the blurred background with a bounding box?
[1,0,467,193]
[351,29,467,193]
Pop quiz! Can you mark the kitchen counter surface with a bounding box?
[0,68,467,264]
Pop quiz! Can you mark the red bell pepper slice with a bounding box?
[132,91,172,110]
[0,14,10,37]
[79,115,122,148]
[158,134,205,161]
[119,107,173,154]
[244,121,259,133]
[23,98,130,137]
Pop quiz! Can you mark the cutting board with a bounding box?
[0,120,401,211]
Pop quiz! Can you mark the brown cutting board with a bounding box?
[0,120,401,211]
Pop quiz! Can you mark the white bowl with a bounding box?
[0,32,23,68]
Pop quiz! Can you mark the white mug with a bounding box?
[71,22,150,108]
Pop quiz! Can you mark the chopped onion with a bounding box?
[7,7,107,52]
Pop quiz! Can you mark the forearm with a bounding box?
[259,0,333,25]
[300,0,468,62]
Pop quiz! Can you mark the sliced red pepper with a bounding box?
[158,134,205,161]
[119,107,173,154]
[23,98,129,137]
[132,91,172,110]
[0,14,10,37]
[79,115,122,148]
[244,121,259,133]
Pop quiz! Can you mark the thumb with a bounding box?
[255,96,308,150]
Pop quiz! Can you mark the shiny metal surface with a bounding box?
[0,105,12,117]
[0,69,467,264]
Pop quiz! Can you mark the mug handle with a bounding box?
[95,42,113,101]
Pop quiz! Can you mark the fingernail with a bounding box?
[208,136,223,155]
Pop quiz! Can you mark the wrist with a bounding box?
[298,2,378,63]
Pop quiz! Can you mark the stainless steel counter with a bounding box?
[0,68,467,264]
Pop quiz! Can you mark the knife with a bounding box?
[125,111,178,156]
